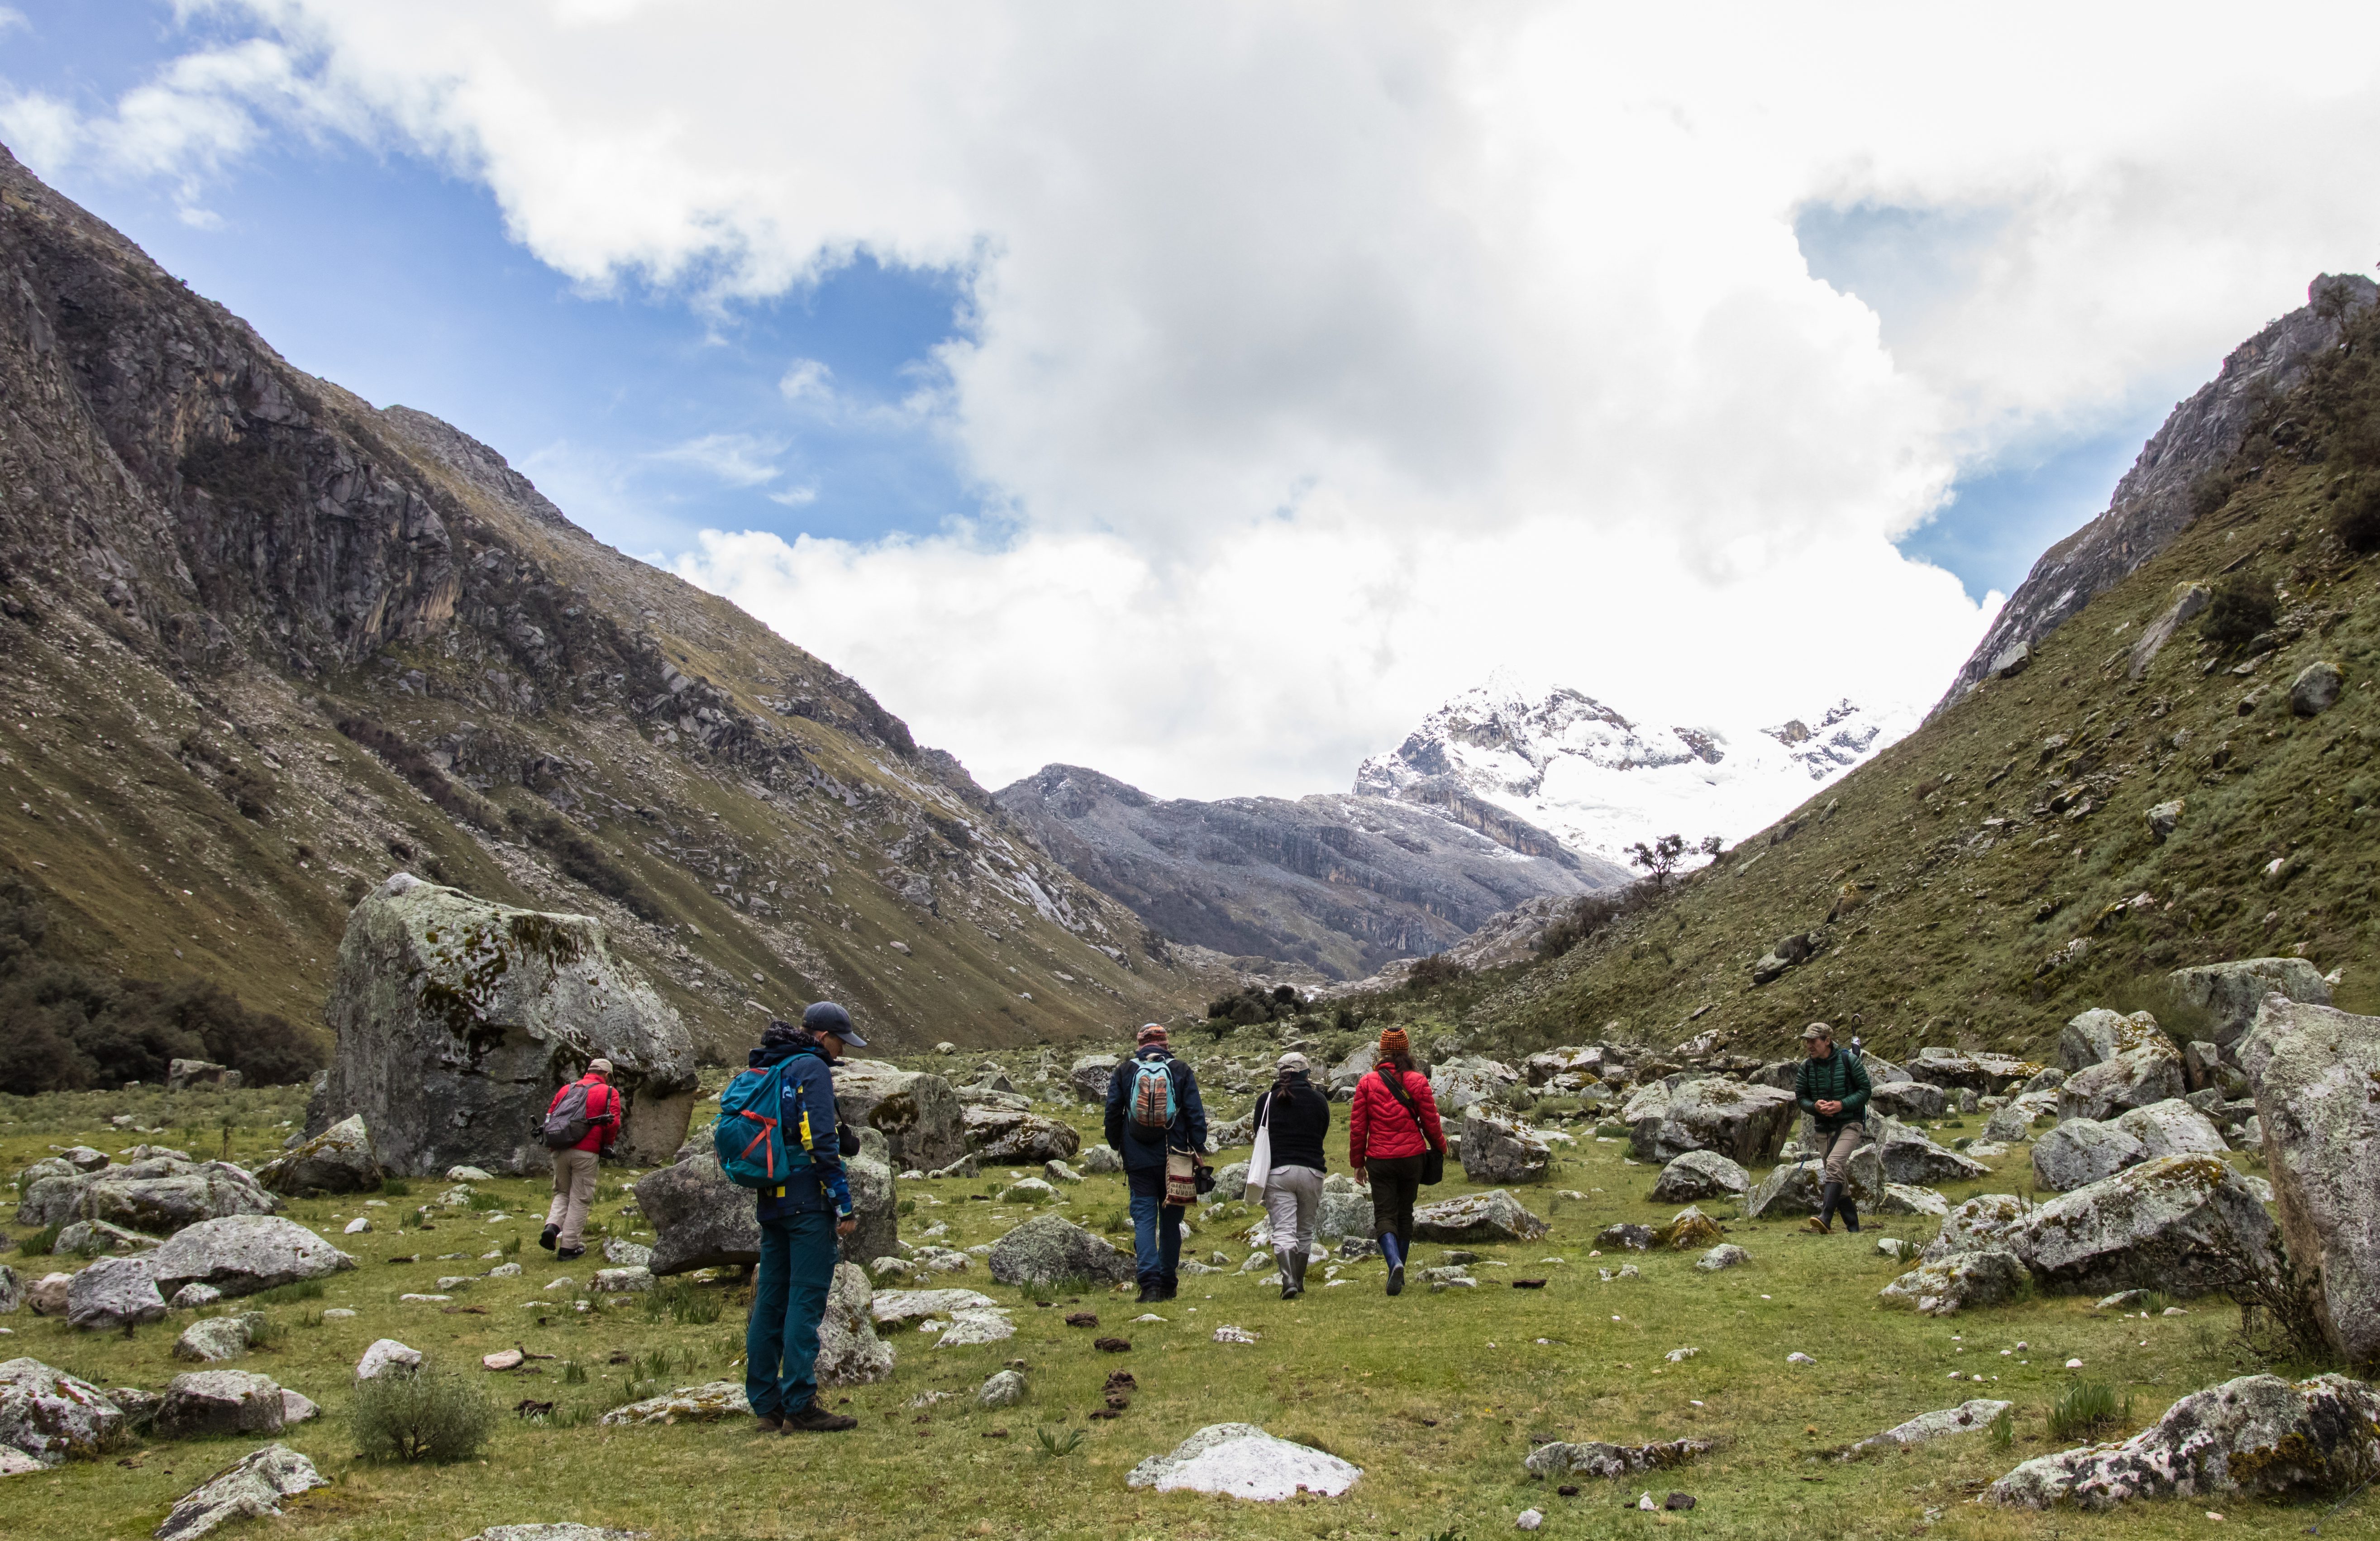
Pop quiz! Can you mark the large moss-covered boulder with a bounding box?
[254,1116,382,1197]
[1625,1078,1795,1165]
[2244,997,2380,1366]
[317,875,697,1174]
[2001,1155,2275,1297]
[2170,957,2332,1047]
[832,1061,965,1173]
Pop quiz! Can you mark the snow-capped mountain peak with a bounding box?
[1355,677,1912,868]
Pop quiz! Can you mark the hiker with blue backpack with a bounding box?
[718,1003,866,1434]
[1103,1022,1209,1304]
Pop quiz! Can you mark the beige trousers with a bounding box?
[546,1148,599,1250]
[1820,1123,1866,1185]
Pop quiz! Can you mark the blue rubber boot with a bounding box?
[1380,1233,1405,1296]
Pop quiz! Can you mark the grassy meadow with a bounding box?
[0,1077,2358,1541]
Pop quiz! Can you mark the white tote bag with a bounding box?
[1243,1094,1275,1204]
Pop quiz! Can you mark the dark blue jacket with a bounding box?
[1103,1047,1207,1174]
[749,1035,853,1222]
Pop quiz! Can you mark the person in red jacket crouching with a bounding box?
[1348,1028,1445,1296]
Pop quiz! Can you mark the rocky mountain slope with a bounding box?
[993,764,1624,981]
[1935,273,2380,715]
[1356,675,1911,867]
[0,143,1214,1081]
[1441,277,2380,1066]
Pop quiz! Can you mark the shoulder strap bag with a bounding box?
[1375,1066,1444,1186]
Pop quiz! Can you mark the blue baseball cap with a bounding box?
[804,1001,866,1047]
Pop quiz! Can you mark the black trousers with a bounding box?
[1368,1153,1425,1251]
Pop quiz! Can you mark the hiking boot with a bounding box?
[1157,1280,1179,1302]
[556,1246,586,1261]
[539,1225,559,1251]
[753,1414,784,1433]
[1803,1216,1832,1236]
[1135,1283,1159,1305]
[781,1398,857,1433]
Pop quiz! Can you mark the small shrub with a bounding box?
[1405,952,1469,992]
[16,1224,60,1257]
[463,1189,502,1212]
[245,1314,286,1349]
[350,1368,495,1463]
[2333,483,2380,554]
[2047,1381,2127,1442]
[2199,576,2279,649]
[379,1177,412,1197]
[499,1235,521,1258]
[895,1197,916,1217]
[646,1279,722,1326]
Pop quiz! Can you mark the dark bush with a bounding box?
[1405,952,1469,992]
[336,716,498,829]
[507,810,663,921]
[2333,483,2380,554]
[1534,889,1641,960]
[2199,577,2279,648]
[1204,984,1302,1025]
[2189,470,2238,518]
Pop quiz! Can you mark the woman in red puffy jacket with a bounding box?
[1348,1027,1445,1295]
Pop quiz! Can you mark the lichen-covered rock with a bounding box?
[1626,1080,1795,1166]
[150,1217,355,1299]
[1649,1150,1750,1203]
[2030,1119,2146,1192]
[1851,1117,1990,1188]
[1922,1194,2028,1262]
[1870,1183,1951,1217]
[599,1380,752,1426]
[317,876,698,1174]
[1126,1422,1364,1500]
[66,1255,167,1330]
[987,1214,1135,1288]
[353,1340,420,1380]
[1460,1108,1550,1184]
[55,1219,165,1255]
[979,1369,1026,1407]
[870,1288,1000,1329]
[155,1371,291,1439]
[1080,1144,1124,1175]
[2291,660,2344,716]
[0,1265,18,1316]
[2002,1155,2276,1297]
[2112,1098,2229,1160]
[2243,997,2380,1366]
[1068,1054,1119,1104]
[1982,1093,2059,1144]
[1904,1049,2041,1093]
[1866,1080,1947,1121]
[0,1359,122,1465]
[171,1315,262,1364]
[1694,1244,1749,1273]
[1745,1159,1826,1219]
[2060,1040,2186,1123]
[816,1264,893,1388]
[1849,1398,2013,1455]
[24,1273,71,1316]
[832,1060,965,1173]
[959,1104,1081,1164]
[16,1159,279,1234]
[634,1153,759,1277]
[2171,957,2332,1048]
[1878,1249,2027,1315]
[253,1115,382,1197]
[155,1442,327,1541]
[1523,1437,1710,1479]
[1313,1188,1374,1243]
[2058,1008,2169,1073]
[1431,1061,1516,1117]
[1410,1190,1548,1245]
[1988,1373,2380,1510]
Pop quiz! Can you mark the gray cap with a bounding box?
[804,1001,867,1048]
[1798,1022,1833,1042]
[1276,1051,1310,1073]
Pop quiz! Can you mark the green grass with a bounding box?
[0,1086,2356,1541]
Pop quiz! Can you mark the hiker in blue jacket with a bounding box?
[1103,1023,1208,1303]
[745,1003,863,1434]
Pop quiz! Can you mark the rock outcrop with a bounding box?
[986,1215,1135,1288]
[318,877,698,1173]
[1459,1109,1550,1184]
[155,1443,328,1541]
[149,1217,357,1299]
[2059,1039,2186,1123]
[831,1061,964,1173]
[2242,998,2380,1366]
[2030,1119,2146,1192]
[2002,1155,2275,1297]
[0,1359,123,1465]
[1936,273,2380,715]
[1624,1079,1795,1166]
[1989,1373,2380,1510]
[2173,957,2333,1048]
[253,1115,382,1197]
[15,1159,279,1234]
[635,1155,760,1277]
[65,1256,167,1331]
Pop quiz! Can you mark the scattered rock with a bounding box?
[1989,1372,2380,1509]
[1660,1207,1725,1249]
[1460,1108,1551,1184]
[2171,958,2332,1048]
[987,1215,1135,1288]
[0,1358,123,1465]
[1516,1508,1543,1530]
[1080,1145,1124,1175]
[150,1217,355,1300]
[1648,1150,1749,1203]
[155,1442,327,1541]
[16,1159,280,1235]
[66,1255,167,1330]
[1852,1117,1991,1187]
[1866,1081,1948,1121]
[1626,1079,1796,1166]
[1878,1250,2028,1316]
[816,1264,893,1386]
[253,1116,383,1197]
[354,1340,421,1380]
[1068,1055,1120,1105]
[962,1106,1082,1164]
[939,1311,1018,1349]
[2060,1040,2186,1123]
[2002,1155,2276,1296]
[156,1371,293,1439]
[54,1219,165,1255]
[591,1267,653,1293]
[1869,1184,1951,1218]
[461,1528,645,1541]
[1412,1190,1547,1245]
[1596,1223,1653,1252]
[2241,997,2380,1365]
[634,1153,759,1277]
[1044,1160,1084,1184]
[834,1060,967,1172]
[2058,1008,2169,1073]
[2290,660,2343,716]
[316,877,697,1173]
[24,1274,71,1316]
[172,1315,263,1364]
[1694,1245,1749,1273]
[445,1166,495,1183]
[870,1288,1001,1330]
[1745,1159,1826,1219]
[1126,1422,1363,1500]
[1981,1093,2059,1144]
[2030,1119,2147,1192]
[1849,1398,2013,1456]
[2112,1098,2229,1160]
[978,1369,1025,1407]
[600,1238,653,1269]
[599,1382,752,1426]
[1523,1437,1710,1479]
[1921,1194,2028,1261]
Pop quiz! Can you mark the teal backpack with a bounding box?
[714,1061,813,1189]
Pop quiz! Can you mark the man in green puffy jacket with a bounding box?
[1793,1022,1871,1234]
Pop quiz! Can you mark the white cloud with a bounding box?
[646,432,786,490]
[36,2,2380,797]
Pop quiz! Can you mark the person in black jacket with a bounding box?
[1103,1023,1208,1303]
[1793,1021,1873,1235]
[1251,1052,1331,1300]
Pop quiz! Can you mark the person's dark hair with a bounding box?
[1380,1050,1415,1075]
